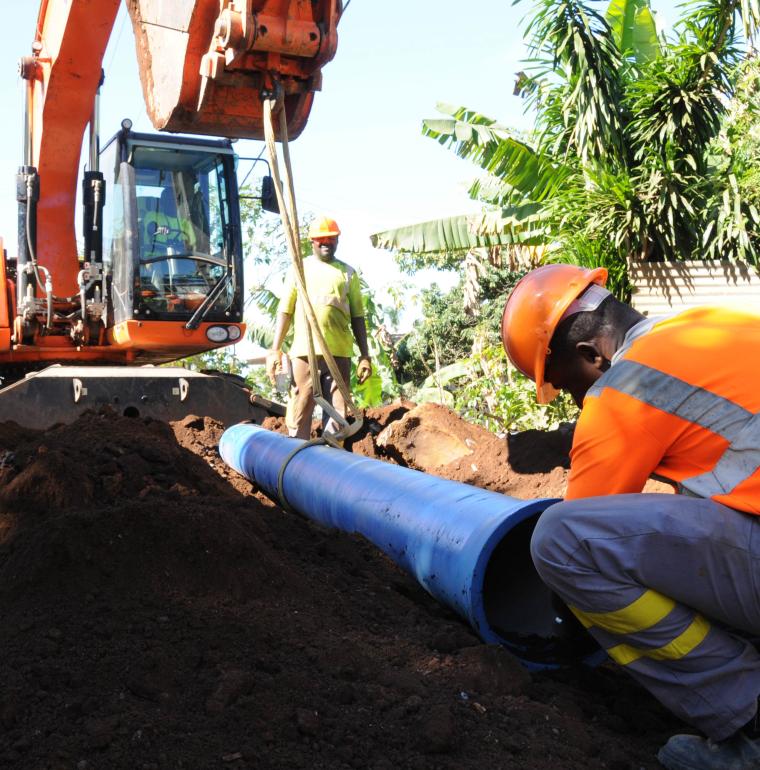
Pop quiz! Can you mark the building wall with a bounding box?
[628,260,760,316]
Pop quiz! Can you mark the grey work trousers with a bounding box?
[285,355,351,440]
[531,493,760,740]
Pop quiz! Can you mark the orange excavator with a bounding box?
[0,0,341,429]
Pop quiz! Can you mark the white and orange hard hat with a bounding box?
[308,217,341,238]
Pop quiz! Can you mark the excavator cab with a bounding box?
[101,125,245,333]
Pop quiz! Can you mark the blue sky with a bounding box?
[0,0,680,354]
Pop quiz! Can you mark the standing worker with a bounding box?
[266,216,372,440]
[501,264,760,770]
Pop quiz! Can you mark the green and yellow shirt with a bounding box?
[279,256,364,358]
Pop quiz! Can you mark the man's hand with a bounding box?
[356,356,372,384]
[266,349,282,385]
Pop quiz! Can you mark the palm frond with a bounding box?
[522,0,627,164]
[422,104,573,201]
[605,0,660,63]
[370,205,547,255]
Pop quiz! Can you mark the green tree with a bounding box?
[711,56,760,255]
[394,259,578,432]
[396,262,522,382]
[372,0,760,300]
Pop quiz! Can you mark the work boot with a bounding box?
[658,731,760,769]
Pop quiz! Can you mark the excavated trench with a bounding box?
[0,401,679,769]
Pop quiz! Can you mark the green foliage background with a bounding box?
[396,263,522,383]
[397,261,578,431]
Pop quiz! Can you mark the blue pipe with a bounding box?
[220,423,600,669]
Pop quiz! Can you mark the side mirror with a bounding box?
[261,176,280,214]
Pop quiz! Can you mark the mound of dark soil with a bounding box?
[0,408,681,769]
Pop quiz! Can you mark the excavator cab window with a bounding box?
[101,131,244,327]
[133,147,233,317]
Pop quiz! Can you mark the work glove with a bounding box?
[266,349,283,385]
[356,356,372,385]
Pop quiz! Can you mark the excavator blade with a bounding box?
[0,366,283,431]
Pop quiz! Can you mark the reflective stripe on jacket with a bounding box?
[566,307,760,514]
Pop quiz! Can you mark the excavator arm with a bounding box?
[19,0,122,305]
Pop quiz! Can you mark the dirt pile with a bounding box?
[0,406,680,770]
[372,402,569,498]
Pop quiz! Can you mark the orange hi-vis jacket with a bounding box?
[566,306,760,514]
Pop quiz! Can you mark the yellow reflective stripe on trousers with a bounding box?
[606,615,711,666]
[570,589,675,635]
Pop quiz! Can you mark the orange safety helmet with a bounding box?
[501,264,608,403]
[308,216,341,238]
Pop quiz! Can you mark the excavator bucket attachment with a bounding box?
[126,0,341,140]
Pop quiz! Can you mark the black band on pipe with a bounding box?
[276,437,326,514]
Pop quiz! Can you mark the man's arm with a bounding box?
[263,312,293,384]
[346,270,371,383]
[566,395,669,499]
[351,316,372,384]
[255,267,298,382]
[350,316,370,359]
[272,312,293,353]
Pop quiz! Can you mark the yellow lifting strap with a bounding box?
[261,93,364,445]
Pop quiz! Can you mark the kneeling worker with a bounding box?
[267,217,372,440]
[501,264,760,769]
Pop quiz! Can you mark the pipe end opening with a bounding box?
[483,513,599,668]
